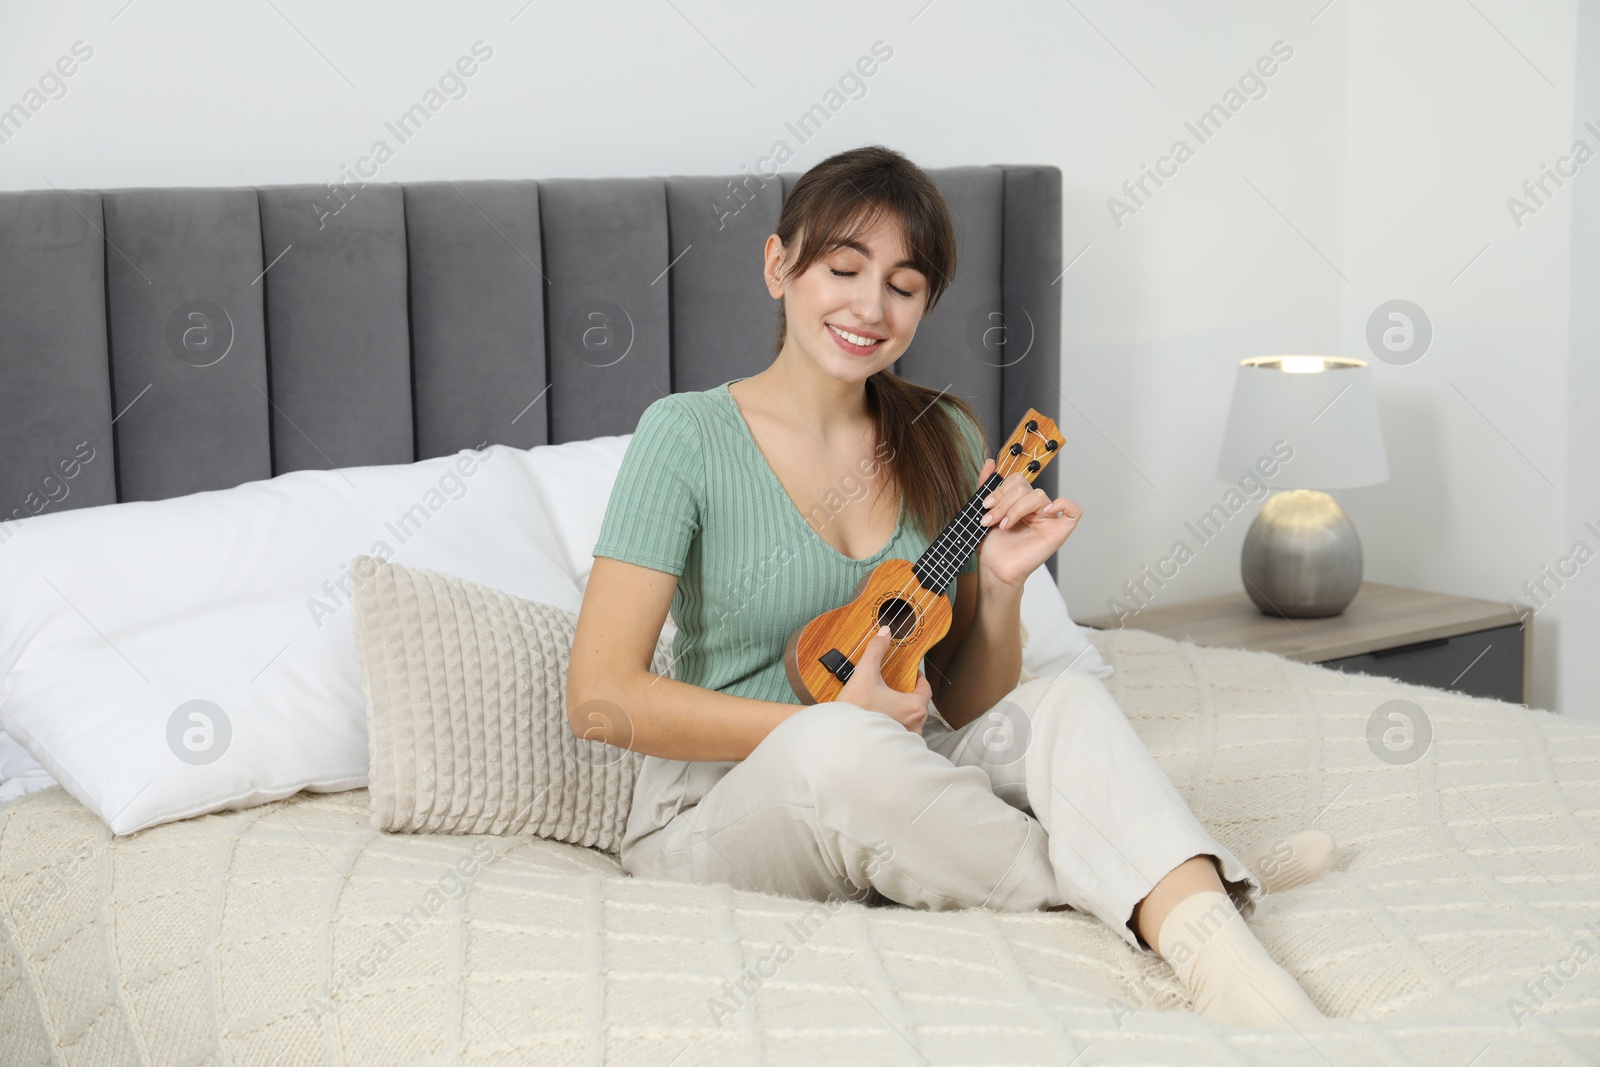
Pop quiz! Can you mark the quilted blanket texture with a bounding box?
[2,627,1597,1066]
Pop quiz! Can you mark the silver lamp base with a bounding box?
[1241,489,1363,618]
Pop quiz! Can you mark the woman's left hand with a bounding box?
[972,457,1083,589]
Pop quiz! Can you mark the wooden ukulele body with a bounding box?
[782,558,953,704]
[781,406,1061,705]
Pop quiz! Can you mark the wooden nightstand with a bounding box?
[1078,581,1530,705]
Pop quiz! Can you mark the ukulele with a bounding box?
[782,408,1063,704]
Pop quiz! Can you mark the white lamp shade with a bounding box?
[1216,356,1389,489]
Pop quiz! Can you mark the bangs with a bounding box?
[785,185,952,305]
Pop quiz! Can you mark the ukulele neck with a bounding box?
[910,470,1007,592]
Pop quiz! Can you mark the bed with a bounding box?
[2,165,1598,1066]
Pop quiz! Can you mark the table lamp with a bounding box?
[1216,355,1389,618]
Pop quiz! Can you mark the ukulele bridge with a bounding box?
[819,648,854,684]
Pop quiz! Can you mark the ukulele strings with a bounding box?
[836,426,1055,681]
[870,431,1043,675]
[853,439,1035,677]
[837,445,1026,672]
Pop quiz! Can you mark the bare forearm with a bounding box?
[569,669,803,762]
[934,575,1025,731]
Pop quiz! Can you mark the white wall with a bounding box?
[0,1,1589,712]
[1340,0,1580,714]
[1567,0,1600,718]
[1053,4,1347,645]
[1059,0,1586,717]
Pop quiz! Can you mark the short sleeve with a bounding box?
[946,403,987,577]
[591,398,703,577]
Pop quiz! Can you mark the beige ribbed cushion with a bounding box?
[348,555,672,852]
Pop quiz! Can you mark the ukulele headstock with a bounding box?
[993,409,1063,483]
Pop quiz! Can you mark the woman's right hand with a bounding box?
[838,625,932,734]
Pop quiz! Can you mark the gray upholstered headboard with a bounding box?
[0,164,1062,576]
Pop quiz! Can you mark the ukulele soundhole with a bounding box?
[876,598,918,640]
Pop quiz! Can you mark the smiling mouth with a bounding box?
[827,323,885,353]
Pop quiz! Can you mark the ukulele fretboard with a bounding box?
[910,470,1007,592]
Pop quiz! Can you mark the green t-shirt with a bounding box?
[591,378,984,707]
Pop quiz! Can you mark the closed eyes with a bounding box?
[830,268,915,299]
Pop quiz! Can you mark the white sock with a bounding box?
[1239,829,1336,893]
[1157,890,1325,1028]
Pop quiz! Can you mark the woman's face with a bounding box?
[764,214,929,384]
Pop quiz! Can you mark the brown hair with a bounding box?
[770,144,989,543]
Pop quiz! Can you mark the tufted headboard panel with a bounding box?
[0,163,1062,575]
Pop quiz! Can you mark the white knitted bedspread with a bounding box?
[3,628,1598,1066]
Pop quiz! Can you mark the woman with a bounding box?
[569,144,1330,1028]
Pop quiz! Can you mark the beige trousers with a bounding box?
[619,668,1260,952]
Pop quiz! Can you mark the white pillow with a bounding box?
[1020,564,1112,679]
[512,432,1105,678]
[0,731,56,803]
[509,433,631,592]
[510,432,687,645]
[0,446,579,834]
